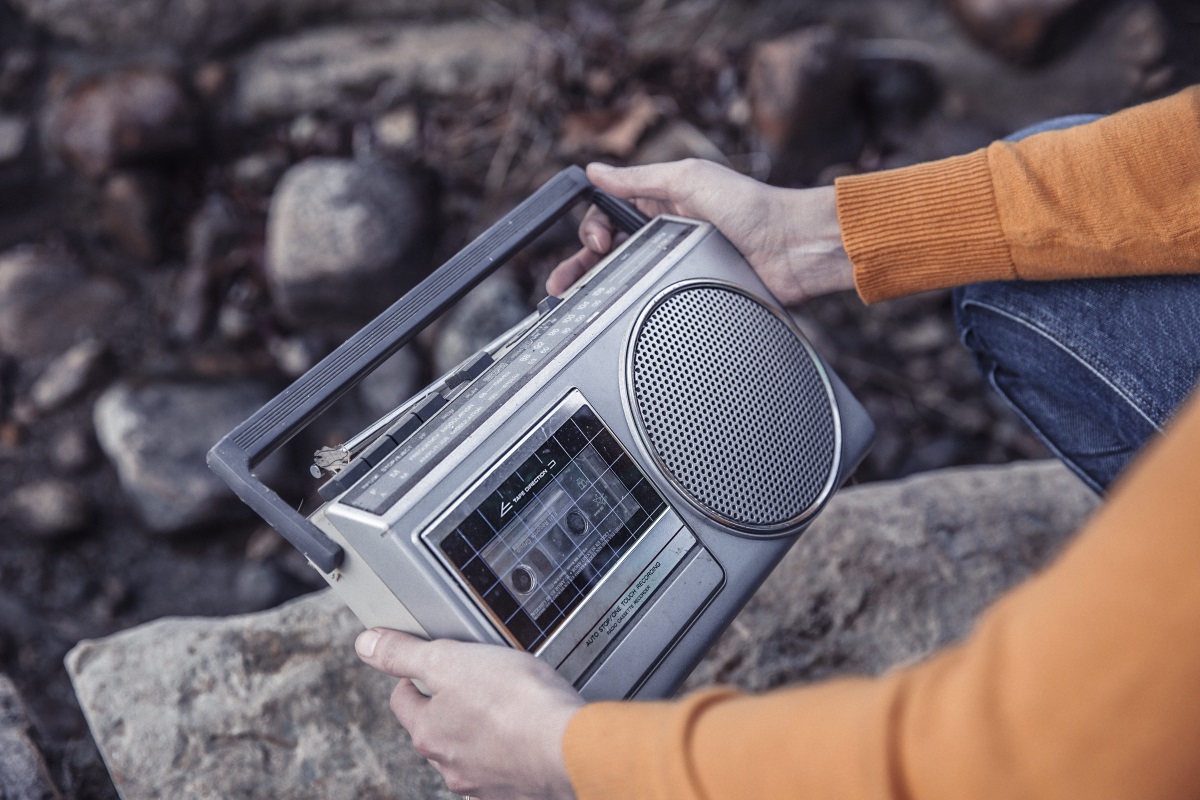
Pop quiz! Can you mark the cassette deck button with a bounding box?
[445,352,493,388]
[413,392,448,421]
[385,412,422,444]
[316,457,373,501]
[359,434,399,466]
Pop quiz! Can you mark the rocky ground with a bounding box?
[0,0,1195,797]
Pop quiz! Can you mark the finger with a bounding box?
[355,628,430,681]
[578,205,614,254]
[389,677,428,730]
[546,248,601,296]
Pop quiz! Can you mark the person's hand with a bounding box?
[547,159,854,305]
[355,628,584,800]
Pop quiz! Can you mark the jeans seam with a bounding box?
[959,298,1165,435]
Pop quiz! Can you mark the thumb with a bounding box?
[586,161,681,204]
[355,628,431,681]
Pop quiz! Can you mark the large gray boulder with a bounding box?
[67,591,454,800]
[93,379,282,535]
[684,459,1097,689]
[230,21,551,125]
[68,461,1096,798]
[0,674,61,800]
[0,247,126,360]
[265,158,425,329]
[8,0,480,54]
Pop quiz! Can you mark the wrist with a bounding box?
[783,185,854,301]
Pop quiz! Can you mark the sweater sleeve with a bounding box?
[563,385,1200,799]
[838,85,1200,303]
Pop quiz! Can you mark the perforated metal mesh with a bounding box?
[630,286,838,532]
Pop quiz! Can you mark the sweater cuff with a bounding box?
[835,149,1016,303]
[563,688,740,800]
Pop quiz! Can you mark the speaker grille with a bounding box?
[629,285,838,533]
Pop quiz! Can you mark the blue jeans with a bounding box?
[953,116,1200,494]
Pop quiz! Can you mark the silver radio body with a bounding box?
[210,169,873,701]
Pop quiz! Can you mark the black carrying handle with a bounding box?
[208,166,649,573]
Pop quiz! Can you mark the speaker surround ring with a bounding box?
[624,281,841,536]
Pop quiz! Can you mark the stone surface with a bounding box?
[66,591,455,800]
[947,0,1109,65]
[7,479,91,539]
[431,271,531,376]
[92,380,281,534]
[26,339,108,414]
[0,115,29,165]
[9,0,481,54]
[633,120,729,166]
[0,247,126,359]
[46,66,197,180]
[69,461,1094,797]
[230,21,550,124]
[265,158,426,329]
[355,345,423,421]
[684,460,1097,689]
[746,26,861,184]
[48,426,97,474]
[0,674,61,800]
[101,171,163,262]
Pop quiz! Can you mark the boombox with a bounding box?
[209,166,873,701]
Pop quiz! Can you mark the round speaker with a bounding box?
[627,282,840,535]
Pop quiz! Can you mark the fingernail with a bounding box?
[588,162,615,173]
[587,234,602,252]
[356,629,381,659]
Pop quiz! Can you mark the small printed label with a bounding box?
[558,527,696,681]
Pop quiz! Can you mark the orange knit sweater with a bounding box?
[563,86,1200,799]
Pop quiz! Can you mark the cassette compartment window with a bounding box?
[435,406,667,652]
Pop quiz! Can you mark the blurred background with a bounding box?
[0,0,1196,795]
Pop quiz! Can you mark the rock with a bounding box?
[0,247,127,359]
[185,193,240,270]
[230,21,550,124]
[355,345,423,420]
[101,171,163,262]
[684,461,1097,689]
[0,674,62,800]
[49,426,97,474]
[432,271,531,376]
[230,150,289,197]
[233,560,306,612]
[26,338,109,414]
[7,479,91,538]
[93,379,282,534]
[168,262,211,343]
[372,106,420,152]
[946,0,1109,65]
[0,115,29,165]
[858,54,942,131]
[0,49,38,107]
[266,333,324,378]
[746,26,862,185]
[9,0,480,54]
[265,158,427,329]
[633,120,729,166]
[67,461,1093,798]
[66,591,455,800]
[46,66,197,180]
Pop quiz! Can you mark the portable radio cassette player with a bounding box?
[209,166,874,701]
